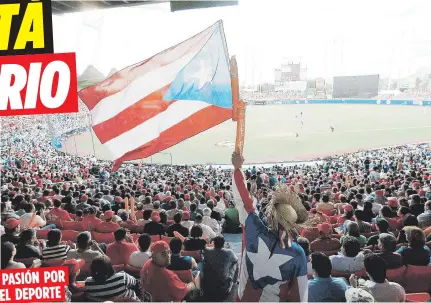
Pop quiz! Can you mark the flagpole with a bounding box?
[73,134,78,155]
[230,56,246,156]
[88,113,96,157]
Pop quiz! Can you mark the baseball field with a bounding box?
[62,104,431,165]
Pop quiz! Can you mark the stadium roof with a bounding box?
[52,1,237,15]
[52,1,160,15]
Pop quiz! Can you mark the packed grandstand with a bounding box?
[241,88,431,102]
[1,104,431,302]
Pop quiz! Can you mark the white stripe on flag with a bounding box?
[91,50,202,126]
[103,100,210,160]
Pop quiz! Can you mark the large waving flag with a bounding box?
[78,21,232,170]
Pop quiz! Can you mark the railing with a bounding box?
[245,99,431,106]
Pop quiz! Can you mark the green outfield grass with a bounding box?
[62,104,431,165]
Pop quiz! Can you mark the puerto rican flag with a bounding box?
[78,21,232,171]
[232,169,308,302]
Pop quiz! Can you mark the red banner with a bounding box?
[0,52,78,116]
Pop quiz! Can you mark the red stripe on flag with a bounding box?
[78,29,214,111]
[93,85,172,144]
[234,169,255,213]
[112,106,232,170]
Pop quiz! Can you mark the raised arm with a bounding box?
[231,152,255,225]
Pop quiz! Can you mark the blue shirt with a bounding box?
[308,276,350,302]
[167,254,193,271]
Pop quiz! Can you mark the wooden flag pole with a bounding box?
[130,197,136,222]
[235,102,246,155]
[124,197,129,213]
[230,56,246,155]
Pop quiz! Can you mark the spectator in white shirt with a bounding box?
[67,232,104,264]
[330,236,366,273]
[137,210,152,226]
[129,233,152,268]
[191,214,216,240]
[370,168,380,183]
[202,208,220,234]
[349,253,405,302]
[215,196,226,212]
[184,194,191,209]
[198,198,207,211]
[20,203,47,230]
[345,288,375,303]
[181,211,194,230]
[140,197,153,210]
[166,201,178,219]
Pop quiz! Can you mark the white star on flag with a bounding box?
[247,237,293,281]
[185,57,214,89]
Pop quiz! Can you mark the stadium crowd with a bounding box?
[241,88,431,101]
[397,89,431,100]
[1,113,431,302]
[241,90,305,101]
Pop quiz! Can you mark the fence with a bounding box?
[246,99,431,106]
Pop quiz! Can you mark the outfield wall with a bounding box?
[247,99,431,106]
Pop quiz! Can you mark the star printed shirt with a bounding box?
[232,168,308,302]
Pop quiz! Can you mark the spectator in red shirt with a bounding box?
[338,204,354,225]
[140,241,199,302]
[46,199,72,222]
[310,223,341,252]
[74,210,83,222]
[96,210,120,233]
[135,203,144,220]
[81,207,102,230]
[106,228,138,266]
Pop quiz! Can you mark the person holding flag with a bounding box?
[231,151,309,302]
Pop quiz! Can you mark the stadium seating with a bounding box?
[130,233,140,243]
[151,235,162,242]
[161,236,174,244]
[91,231,115,244]
[405,293,431,302]
[386,266,407,285]
[403,265,431,293]
[36,229,51,239]
[61,220,85,231]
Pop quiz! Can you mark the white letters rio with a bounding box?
[0,61,71,110]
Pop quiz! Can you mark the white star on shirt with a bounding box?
[246,237,293,281]
[184,58,213,90]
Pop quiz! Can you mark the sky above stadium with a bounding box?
[53,0,431,84]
